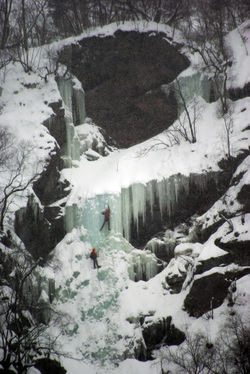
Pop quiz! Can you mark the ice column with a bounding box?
[70,177,187,244]
[66,173,217,245]
[57,75,86,163]
[162,73,211,115]
[162,72,226,115]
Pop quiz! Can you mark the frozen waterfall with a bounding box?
[53,65,226,368]
[59,169,220,366]
[162,72,224,115]
[57,74,86,163]
[57,69,221,284]
[58,171,216,366]
[65,172,216,249]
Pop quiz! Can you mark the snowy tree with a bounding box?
[0,0,54,50]
[0,0,56,73]
[0,251,67,373]
[216,313,250,374]
[178,0,250,115]
[154,313,250,374]
[173,79,205,143]
[160,331,216,374]
[0,128,39,232]
[222,106,234,159]
[48,0,193,36]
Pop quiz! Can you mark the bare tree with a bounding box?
[153,312,250,374]
[174,80,206,143]
[0,129,40,232]
[0,0,56,74]
[227,4,249,56]
[48,0,192,36]
[0,0,14,50]
[165,79,205,144]
[222,107,234,159]
[178,0,250,116]
[0,128,13,167]
[111,0,192,25]
[4,0,50,49]
[15,0,49,71]
[217,313,250,374]
[136,90,203,158]
[0,249,69,373]
[179,0,237,115]
[49,0,91,36]
[157,331,216,374]
[136,130,180,158]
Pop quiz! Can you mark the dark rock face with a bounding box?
[43,101,67,149]
[165,272,188,294]
[195,253,232,275]
[237,183,250,214]
[140,316,185,360]
[214,237,250,266]
[33,147,68,206]
[66,30,189,148]
[131,171,231,248]
[0,244,15,282]
[184,272,231,317]
[35,358,66,374]
[229,81,250,101]
[15,127,69,261]
[15,194,65,262]
[184,267,250,317]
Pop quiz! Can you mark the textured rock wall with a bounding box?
[60,30,189,148]
[15,101,70,261]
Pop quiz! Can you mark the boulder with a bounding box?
[66,30,190,148]
[141,316,185,360]
[184,267,250,317]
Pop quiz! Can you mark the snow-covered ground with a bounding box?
[1,20,250,374]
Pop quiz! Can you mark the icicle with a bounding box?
[156,179,167,218]
[162,73,212,115]
[71,78,86,126]
[66,172,220,249]
[147,180,156,218]
[131,183,147,235]
[146,234,176,263]
[121,188,132,242]
[132,249,158,281]
[65,203,79,233]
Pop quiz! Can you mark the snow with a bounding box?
[197,155,250,231]
[198,230,229,261]
[61,95,250,199]
[220,213,250,243]
[48,20,182,53]
[0,19,250,374]
[226,20,250,89]
[174,242,203,257]
[234,274,250,322]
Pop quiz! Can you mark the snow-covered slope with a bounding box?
[0,21,250,374]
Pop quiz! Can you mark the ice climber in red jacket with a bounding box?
[100,205,111,231]
[90,248,101,269]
